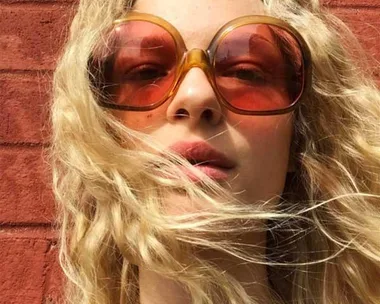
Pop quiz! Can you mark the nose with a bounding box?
[166,66,224,128]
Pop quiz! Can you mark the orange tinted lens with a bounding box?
[214,24,304,112]
[101,21,178,108]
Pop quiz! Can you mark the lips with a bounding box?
[167,141,236,181]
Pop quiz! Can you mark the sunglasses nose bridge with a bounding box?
[182,48,212,76]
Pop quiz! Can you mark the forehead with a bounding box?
[133,0,266,49]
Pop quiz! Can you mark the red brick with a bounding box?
[43,243,64,304]
[0,147,55,224]
[330,8,380,56]
[0,237,49,304]
[0,72,51,144]
[0,5,73,70]
[330,7,380,77]
[323,0,380,7]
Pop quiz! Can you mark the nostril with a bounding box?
[202,109,213,121]
[175,108,190,119]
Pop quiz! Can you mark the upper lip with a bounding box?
[167,141,236,169]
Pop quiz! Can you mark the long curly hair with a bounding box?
[49,0,380,303]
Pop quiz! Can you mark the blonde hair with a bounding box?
[50,0,380,303]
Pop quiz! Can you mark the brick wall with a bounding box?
[0,2,75,303]
[0,1,379,303]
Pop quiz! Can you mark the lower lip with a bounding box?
[181,164,230,182]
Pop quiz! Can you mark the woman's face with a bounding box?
[112,0,294,208]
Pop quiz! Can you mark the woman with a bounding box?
[50,0,380,303]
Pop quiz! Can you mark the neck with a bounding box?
[139,233,271,304]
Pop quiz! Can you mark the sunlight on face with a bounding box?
[111,0,294,211]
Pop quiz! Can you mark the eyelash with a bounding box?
[221,64,268,84]
[123,64,168,81]
[119,60,269,86]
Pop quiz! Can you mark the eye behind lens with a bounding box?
[212,23,305,112]
[123,64,169,82]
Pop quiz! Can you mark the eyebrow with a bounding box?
[249,33,276,47]
[212,32,276,47]
[117,35,175,53]
[215,33,280,57]
[140,35,171,49]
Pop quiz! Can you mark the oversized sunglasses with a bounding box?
[92,12,312,115]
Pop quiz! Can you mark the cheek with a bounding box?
[228,113,294,200]
[237,114,293,153]
[111,106,168,131]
